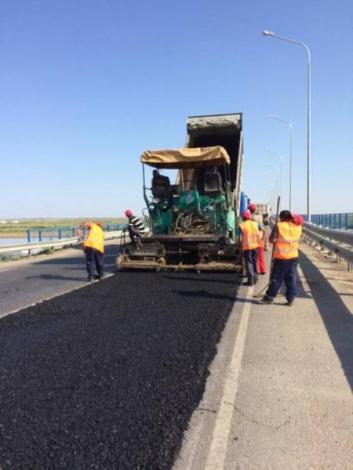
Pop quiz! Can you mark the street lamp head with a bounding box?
[262,30,275,36]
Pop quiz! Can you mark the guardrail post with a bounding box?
[58,229,62,240]
[27,230,31,243]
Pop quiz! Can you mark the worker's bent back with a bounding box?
[84,224,105,254]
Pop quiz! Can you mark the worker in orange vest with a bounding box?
[248,203,267,274]
[239,210,261,286]
[259,210,302,306]
[80,222,105,282]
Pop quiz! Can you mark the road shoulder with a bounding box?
[174,246,353,469]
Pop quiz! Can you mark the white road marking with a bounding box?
[297,263,312,297]
[0,273,115,320]
[204,285,254,470]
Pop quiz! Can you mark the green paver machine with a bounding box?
[117,113,244,271]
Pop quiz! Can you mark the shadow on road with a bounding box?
[295,270,312,299]
[299,250,353,391]
[163,275,241,285]
[25,274,86,282]
[173,289,236,302]
[32,245,119,267]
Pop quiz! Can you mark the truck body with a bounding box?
[117,113,244,271]
[186,113,243,215]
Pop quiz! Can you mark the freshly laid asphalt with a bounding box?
[0,271,238,469]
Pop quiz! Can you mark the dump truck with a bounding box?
[117,113,244,271]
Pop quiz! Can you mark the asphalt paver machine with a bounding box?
[118,113,244,271]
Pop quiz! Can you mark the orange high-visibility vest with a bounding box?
[274,222,302,260]
[239,220,260,251]
[83,224,105,254]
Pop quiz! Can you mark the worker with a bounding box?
[248,203,267,275]
[81,222,105,282]
[125,209,147,243]
[259,210,302,306]
[239,210,261,286]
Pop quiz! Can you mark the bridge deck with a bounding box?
[0,240,352,468]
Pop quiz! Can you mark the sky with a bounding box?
[0,0,352,218]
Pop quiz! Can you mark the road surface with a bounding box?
[0,243,120,317]
[0,270,238,469]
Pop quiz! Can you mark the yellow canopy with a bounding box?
[140,146,230,168]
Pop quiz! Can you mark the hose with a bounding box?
[172,212,215,235]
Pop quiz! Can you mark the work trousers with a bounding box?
[265,258,298,302]
[128,225,141,243]
[257,245,266,274]
[243,249,258,284]
[85,247,104,280]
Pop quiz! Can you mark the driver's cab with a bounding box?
[141,147,232,236]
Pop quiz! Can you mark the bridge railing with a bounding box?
[304,213,353,230]
[26,223,125,243]
[303,223,353,270]
[0,230,124,258]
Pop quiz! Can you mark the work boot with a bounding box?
[286,300,294,307]
[257,296,273,305]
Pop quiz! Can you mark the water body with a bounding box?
[0,236,62,246]
[0,238,28,246]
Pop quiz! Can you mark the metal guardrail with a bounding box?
[0,231,124,257]
[303,224,353,269]
[304,223,353,245]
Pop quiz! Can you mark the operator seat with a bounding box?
[203,169,223,195]
[152,172,172,200]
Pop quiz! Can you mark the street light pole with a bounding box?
[262,30,312,221]
[265,150,283,204]
[267,114,293,211]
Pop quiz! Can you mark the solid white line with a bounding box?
[0,273,115,320]
[204,286,254,470]
[297,263,312,298]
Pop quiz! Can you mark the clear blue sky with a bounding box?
[1,0,352,218]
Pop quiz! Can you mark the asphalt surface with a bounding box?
[0,243,119,316]
[0,271,238,469]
